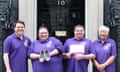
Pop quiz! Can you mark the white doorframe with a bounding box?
[85,0,103,72]
[19,0,103,72]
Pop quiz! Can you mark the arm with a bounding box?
[92,56,116,70]
[103,56,116,67]
[93,56,116,72]
[62,39,72,59]
[92,58,100,68]
[3,53,11,72]
[30,49,61,59]
[50,37,63,56]
[103,39,117,67]
[92,59,105,72]
[74,53,95,60]
[28,42,40,60]
[75,40,95,60]
[83,53,95,59]
[3,38,12,72]
[30,53,40,59]
[62,53,71,59]
[50,49,59,56]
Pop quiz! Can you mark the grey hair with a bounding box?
[99,25,110,33]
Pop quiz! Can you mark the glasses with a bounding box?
[15,26,24,29]
[39,32,48,34]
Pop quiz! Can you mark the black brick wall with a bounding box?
[104,0,120,72]
[0,0,18,71]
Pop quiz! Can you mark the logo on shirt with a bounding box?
[46,41,52,48]
[24,40,29,47]
[103,43,111,50]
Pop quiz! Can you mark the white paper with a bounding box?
[69,44,85,54]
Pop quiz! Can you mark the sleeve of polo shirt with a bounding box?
[52,37,64,53]
[91,41,97,55]
[28,42,34,57]
[63,40,69,53]
[91,42,96,54]
[111,40,117,56]
[88,40,94,54]
[3,37,11,53]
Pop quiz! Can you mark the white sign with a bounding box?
[55,31,67,37]
[69,44,85,54]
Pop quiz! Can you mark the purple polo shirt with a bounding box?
[64,37,94,72]
[3,33,31,72]
[28,37,63,72]
[93,38,117,72]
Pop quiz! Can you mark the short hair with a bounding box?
[99,25,110,33]
[74,24,85,31]
[38,26,48,32]
[14,20,25,27]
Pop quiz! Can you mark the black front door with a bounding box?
[37,0,85,42]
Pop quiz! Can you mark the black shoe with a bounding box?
[39,50,45,62]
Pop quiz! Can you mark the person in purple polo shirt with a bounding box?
[28,26,63,72]
[3,20,31,72]
[63,25,95,72]
[92,25,116,72]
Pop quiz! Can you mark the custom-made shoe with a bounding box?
[43,48,50,61]
[39,50,45,62]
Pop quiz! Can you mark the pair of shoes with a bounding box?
[39,48,50,62]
